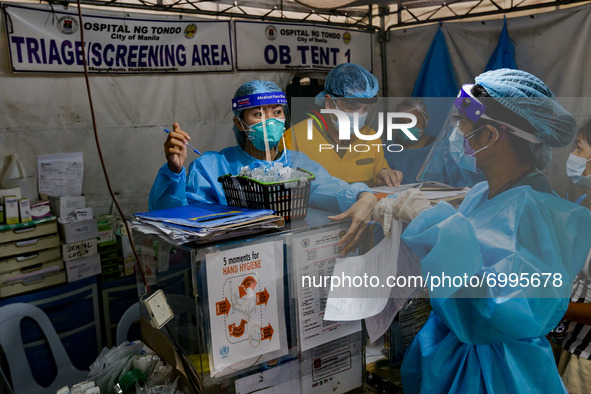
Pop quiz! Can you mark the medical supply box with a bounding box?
[58,218,98,244]
[49,195,86,218]
[65,253,101,282]
[61,238,98,262]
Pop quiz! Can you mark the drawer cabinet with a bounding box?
[0,217,66,298]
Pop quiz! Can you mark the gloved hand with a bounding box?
[372,188,431,235]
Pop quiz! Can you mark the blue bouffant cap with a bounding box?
[315,63,379,106]
[474,68,576,169]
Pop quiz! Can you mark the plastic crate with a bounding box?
[218,168,315,221]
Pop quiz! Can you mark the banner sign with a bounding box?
[3,4,233,73]
[234,21,372,72]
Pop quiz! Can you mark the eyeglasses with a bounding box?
[330,97,372,113]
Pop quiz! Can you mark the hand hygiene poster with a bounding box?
[206,241,283,377]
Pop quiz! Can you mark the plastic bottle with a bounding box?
[1,153,26,187]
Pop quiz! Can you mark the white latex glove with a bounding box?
[372,188,432,235]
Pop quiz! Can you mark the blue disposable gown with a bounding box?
[400,181,591,393]
[149,145,370,212]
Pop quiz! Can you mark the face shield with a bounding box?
[416,85,491,187]
[416,85,550,187]
[323,96,378,139]
[232,92,289,161]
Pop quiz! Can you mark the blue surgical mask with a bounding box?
[566,153,591,189]
[331,102,368,138]
[448,127,480,173]
[244,118,286,151]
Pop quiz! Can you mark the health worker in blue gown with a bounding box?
[386,98,435,184]
[372,68,591,393]
[149,80,378,255]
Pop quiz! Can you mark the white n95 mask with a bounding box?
[566,153,591,189]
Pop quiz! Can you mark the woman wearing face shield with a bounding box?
[149,80,378,256]
[558,119,591,393]
[372,69,591,393]
[284,63,403,187]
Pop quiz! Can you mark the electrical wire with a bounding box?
[74,0,150,294]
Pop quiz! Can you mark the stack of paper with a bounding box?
[372,181,469,206]
[133,203,285,245]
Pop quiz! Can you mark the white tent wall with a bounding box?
[0,13,297,216]
[386,3,591,205]
[386,3,591,97]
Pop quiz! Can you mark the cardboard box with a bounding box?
[59,218,98,244]
[4,196,19,224]
[61,238,98,262]
[97,227,114,244]
[65,254,101,282]
[49,195,86,218]
[19,198,32,222]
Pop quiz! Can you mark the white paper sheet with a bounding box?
[371,183,420,194]
[300,332,363,394]
[293,228,361,352]
[37,152,83,197]
[420,189,469,200]
[364,295,406,344]
[371,183,468,201]
[323,220,402,321]
[234,360,301,394]
[364,241,425,343]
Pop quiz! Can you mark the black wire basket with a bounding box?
[218,168,315,221]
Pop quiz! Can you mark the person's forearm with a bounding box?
[564,302,591,326]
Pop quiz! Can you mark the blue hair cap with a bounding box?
[475,68,576,148]
[475,68,576,169]
[233,80,283,117]
[315,63,379,106]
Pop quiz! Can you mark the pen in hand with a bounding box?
[163,128,202,155]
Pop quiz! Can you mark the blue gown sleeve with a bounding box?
[148,164,188,211]
[185,156,227,205]
[291,151,371,212]
[148,152,229,211]
[402,190,591,345]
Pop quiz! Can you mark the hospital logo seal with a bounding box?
[265,25,277,40]
[343,32,351,44]
[184,24,197,39]
[57,16,78,35]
